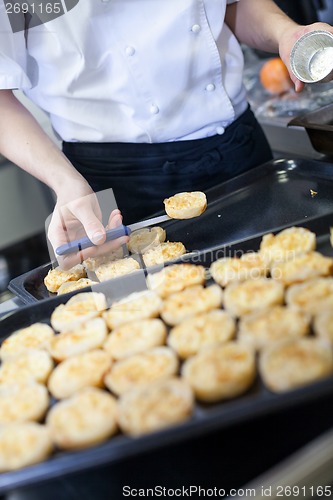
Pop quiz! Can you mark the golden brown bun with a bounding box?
[103,318,167,360]
[57,278,98,295]
[142,242,186,267]
[238,305,311,351]
[210,253,268,287]
[259,226,316,264]
[161,284,223,326]
[0,349,54,385]
[285,277,333,316]
[182,342,256,402]
[259,338,333,392]
[50,292,107,332]
[95,257,140,282]
[270,251,333,286]
[118,377,194,436]
[163,192,207,219]
[168,310,236,359]
[48,350,112,399]
[0,423,53,472]
[47,387,118,450]
[128,226,166,254]
[0,323,55,361]
[223,277,284,317]
[147,263,206,298]
[0,382,49,423]
[104,346,179,396]
[44,264,86,293]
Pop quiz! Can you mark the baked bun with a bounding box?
[161,285,223,326]
[0,323,55,361]
[285,277,333,316]
[103,290,163,329]
[48,350,112,399]
[270,251,333,286]
[147,263,206,298]
[104,346,179,396]
[210,253,268,287]
[83,248,125,271]
[95,257,140,282]
[57,278,98,295]
[47,387,118,450]
[0,423,53,472]
[103,318,167,360]
[259,337,333,392]
[44,264,86,293]
[118,377,194,436]
[50,292,107,332]
[0,382,49,423]
[128,226,166,254]
[223,277,284,317]
[163,191,207,219]
[259,226,316,264]
[182,342,256,402]
[48,317,108,362]
[0,349,54,385]
[238,305,311,351]
[142,242,186,267]
[168,310,236,359]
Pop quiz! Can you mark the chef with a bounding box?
[0,0,332,267]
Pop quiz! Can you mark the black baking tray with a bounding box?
[8,157,333,304]
[1,212,333,493]
[288,103,333,157]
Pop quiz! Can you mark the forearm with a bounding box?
[0,90,89,198]
[225,0,298,54]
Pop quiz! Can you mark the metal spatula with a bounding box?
[56,214,171,256]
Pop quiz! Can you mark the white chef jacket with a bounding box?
[0,0,247,143]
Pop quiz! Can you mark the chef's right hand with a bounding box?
[47,184,129,270]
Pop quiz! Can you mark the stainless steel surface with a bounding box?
[290,30,333,83]
[129,214,171,232]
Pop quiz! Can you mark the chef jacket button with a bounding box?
[125,46,135,56]
[205,83,216,92]
[150,104,159,115]
[191,24,201,33]
[216,126,225,135]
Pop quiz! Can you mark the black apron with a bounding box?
[63,106,272,224]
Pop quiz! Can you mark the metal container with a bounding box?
[290,30,333,83]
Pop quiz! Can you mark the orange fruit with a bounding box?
[259,57,293,95]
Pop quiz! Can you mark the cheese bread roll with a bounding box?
[285,277,333,316]
[142,242,186,268]
[259,226,316,264]
[313,310,333,344]
[270,251,333,286]
[57,278,98,295]
[118,377,194,436]
[210,253,268,287]
[47,388,118,450]
[224,278,284,317]
[95,257,140,282]
[128,226,166,254]
[161,285,223,326]
[163,191,207,219]
[83,248,125,271]
[48,350,111,399]
[103,318,167,360]
[104,347,179,396]
[147,263,206,298]
[50,292,107,332]
[0,349,54,385]
[238,306,310,351]
[182,342,256,402]
[0,423,53,472]
[0,323,55,361]
[168,310,236,359]
[48,317,108,362]
[103,290,163,329]
[259,338,333,393]
[44,264,87,293]
[0,383,49,423]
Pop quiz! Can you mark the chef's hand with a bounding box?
[47,185,129,270]
[278,22,333,93]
